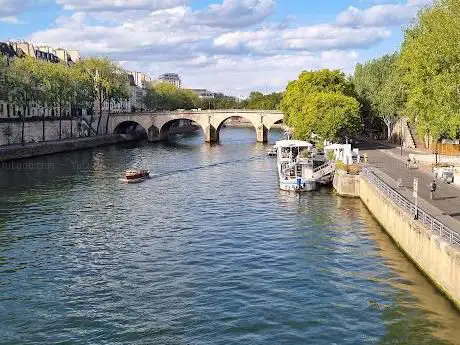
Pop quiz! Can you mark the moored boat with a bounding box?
[276,140,334,192]
[267,145,277,156]
[124,169,150,183]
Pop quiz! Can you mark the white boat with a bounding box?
[267,145,277,156]
[276,140,334,192]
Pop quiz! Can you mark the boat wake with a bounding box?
[147,155,267,180]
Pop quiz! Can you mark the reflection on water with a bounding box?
[0,127,459,345]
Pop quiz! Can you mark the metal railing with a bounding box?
[361,166,460,247]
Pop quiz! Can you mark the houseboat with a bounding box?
[276,140,334,192]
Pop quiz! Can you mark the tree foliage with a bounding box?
[242,91,282,110]
[353,54,405,139]
[281,69,360,142]
[399,0,460,141]
[77,57,130,133]
[144,82,200,110]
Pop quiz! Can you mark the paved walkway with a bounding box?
[360,142,460,225]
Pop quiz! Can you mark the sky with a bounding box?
[0,0,433,96]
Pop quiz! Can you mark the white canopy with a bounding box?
[276,140,313,148]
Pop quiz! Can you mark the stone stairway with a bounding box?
[407,123,425,149]
[81,117,98,136]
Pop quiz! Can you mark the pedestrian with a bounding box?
[406,157,411,169]
[430,179,437,200]
[364,153,368,163]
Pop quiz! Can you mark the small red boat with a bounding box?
[124,169,150,183]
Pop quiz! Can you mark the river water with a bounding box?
[0,128,459,345]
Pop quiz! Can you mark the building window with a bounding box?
[0,103,3,115]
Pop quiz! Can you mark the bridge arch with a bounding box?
[113,120,147,138]
[152,118,204,142]
[213,115,259,142]
[264,114,284,131]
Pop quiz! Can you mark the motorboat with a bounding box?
[267,145,277,157]
[124,169,150,183]
[276,140,334,192]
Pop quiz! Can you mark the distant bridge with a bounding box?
[109,110,284,143]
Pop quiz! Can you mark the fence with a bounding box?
[361,166,460,247]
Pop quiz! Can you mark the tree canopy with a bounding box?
[353,53,405,139]
[144,82,200,111]
[399,0,460,140]
[281,69,360,142]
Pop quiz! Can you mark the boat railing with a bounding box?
[312,162,334,179]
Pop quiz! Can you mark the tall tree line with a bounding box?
[353,0,460,146]
[0,56,129,144]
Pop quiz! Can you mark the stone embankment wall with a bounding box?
[334,171,460,309]
[0,120,80,146]
[333,172,360,197]
[0,135,130,162]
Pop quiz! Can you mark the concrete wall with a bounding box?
[359,176,460,309]
[0,120,81,146]
[0,134,130,162]
[333,172,360,197]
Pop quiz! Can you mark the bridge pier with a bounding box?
[256,125,268,143]
[147,125,164,142]
[204,125,219,143]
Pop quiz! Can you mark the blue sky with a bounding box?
[0,0,432,95]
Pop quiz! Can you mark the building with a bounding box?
[158,73,181,88]
[188,89,215,99]
[132,71,152,89]
[7,41,80,64]
[99,71,152,114]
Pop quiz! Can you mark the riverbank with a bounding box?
[333,168,460,310]
[0,134,133,162]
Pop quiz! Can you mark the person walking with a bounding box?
[430,179,437,200]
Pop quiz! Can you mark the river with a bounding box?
[0,127,459,345]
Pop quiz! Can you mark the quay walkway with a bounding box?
[361,143,460,226]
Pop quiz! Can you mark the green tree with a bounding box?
[0,56,8,107]
[7,57,41,144]
[77,58,128,135]
[290,92,360,141]
[281,69,354,125]
[144,82,200,111]
[399,0,460,143]
[245,91,282,110]
[281,69,359,142]
[353,54,405,140]
[68,65,93,137]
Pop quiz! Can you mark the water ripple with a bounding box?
[0,128,459,345]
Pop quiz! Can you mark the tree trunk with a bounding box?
[384,119,393,141]
[59,101,62,140]
[42,107,45,141]
[21,105,26,145]
[96,88,103,135]
[70,105,73,138]
[105,96,111,134]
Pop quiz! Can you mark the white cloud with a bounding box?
[26,0,412,95]
[337,0,434,27]
[0,0,27,23]
[124,51,360,96]
[0,16,20,24]
[56,0,188,12]
[193,0,275,28]
[213,25,391,54]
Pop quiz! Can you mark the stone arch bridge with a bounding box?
[109,110,284,143]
